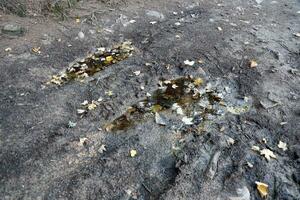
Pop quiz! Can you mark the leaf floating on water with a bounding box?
[151,104,163,113]
[278,141,287,151]
[130,149,137,157]
[260,148,276,161]
[193,78,204,86]
[155,112,167,126]
[182,116,194,125]
[255,181,268,198]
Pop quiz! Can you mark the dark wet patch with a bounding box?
[48,41,134,85]
[104,76,223,132]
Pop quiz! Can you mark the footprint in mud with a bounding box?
[104,76,251,133]
[47,41,134,85]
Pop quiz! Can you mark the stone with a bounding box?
[2,24,25,36]
[146,10,165,20]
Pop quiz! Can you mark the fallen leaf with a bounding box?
[155,112,167,125]
[68,121,77,128]
[79,137,88,146]
[278,141,287,151]
[217,26,223,31]
[184,60,195,66]
[32,47,41,54]
[151,104,163,112]
[255,181,268,198]
[175,22,181,26]
[182,116,194,125]
[249,60,258,68]
[133,70,141,76]
[260,148,276,161]
[105,90,113,96]
[293,32,300,37]
[172,103,184,115]
[87,101,97,110]
[146,92,152,97]
[97,97,103,102]
[227,137,235,146]
[251,145,260,152]
[105,56,114,63]
[193,78,203,86]
[81,100,89,106]
[75,18,80,23]
[150,21,157,24]
[130,149,137,157]
[172,84,178,89]
[77,109,86,114]
[5,47,12,52]
[129,19,136,23]
[247,162,253,168]
[99,144,106,154]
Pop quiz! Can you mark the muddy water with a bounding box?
[104,76,224,132]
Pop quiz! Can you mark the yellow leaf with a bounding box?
[151,104,163,113]
[193,78,203,86]
[255,181,268,198]
[76,18,80,23]
[32,47,41,53]
[130,149,137,157]
[250,60,258,68]
[105,56,114,63]
[87,102,97,110]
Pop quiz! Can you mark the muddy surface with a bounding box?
[0,0,300,199]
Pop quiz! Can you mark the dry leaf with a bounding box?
[133,71,141,76]
[255,181,268,198]
[175,22,181,26]
[172,84,178,89]
[81,100,89,106]
[247,162,253,168]
[227,137,235,146]
[87,102,97,110]
[249,60,258,68]
[32,47,41,54]
[129,19,136,23]
[5,47,12,52]
[79,137,88,146]
[99,144,106,154]
[260,148,276,161]
[184,60,195,66]
[251,145,260,152]
[77,109,86,114]
[172,103,184,115]
[293,32,300,37]
[105,56,113,63]
[75,18,80,23]
[193,78,203,86]
[217,26,223,31]
[182,116,194,125]
[105,90,113,96]
[278,141,287,151]
[150,21,157,24]
[130,149,137,157]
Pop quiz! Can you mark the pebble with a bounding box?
[2,24,24,36]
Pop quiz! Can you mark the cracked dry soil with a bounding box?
[0,0,300,199]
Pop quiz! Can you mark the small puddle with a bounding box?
[104,76,223,132]
[48,41,134,85]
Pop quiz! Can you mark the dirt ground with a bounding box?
[0,0,299,199]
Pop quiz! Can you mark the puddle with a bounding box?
[48,41,134,85]
[104,76,225,132]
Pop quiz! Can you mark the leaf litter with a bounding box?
[47,41,134,85]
